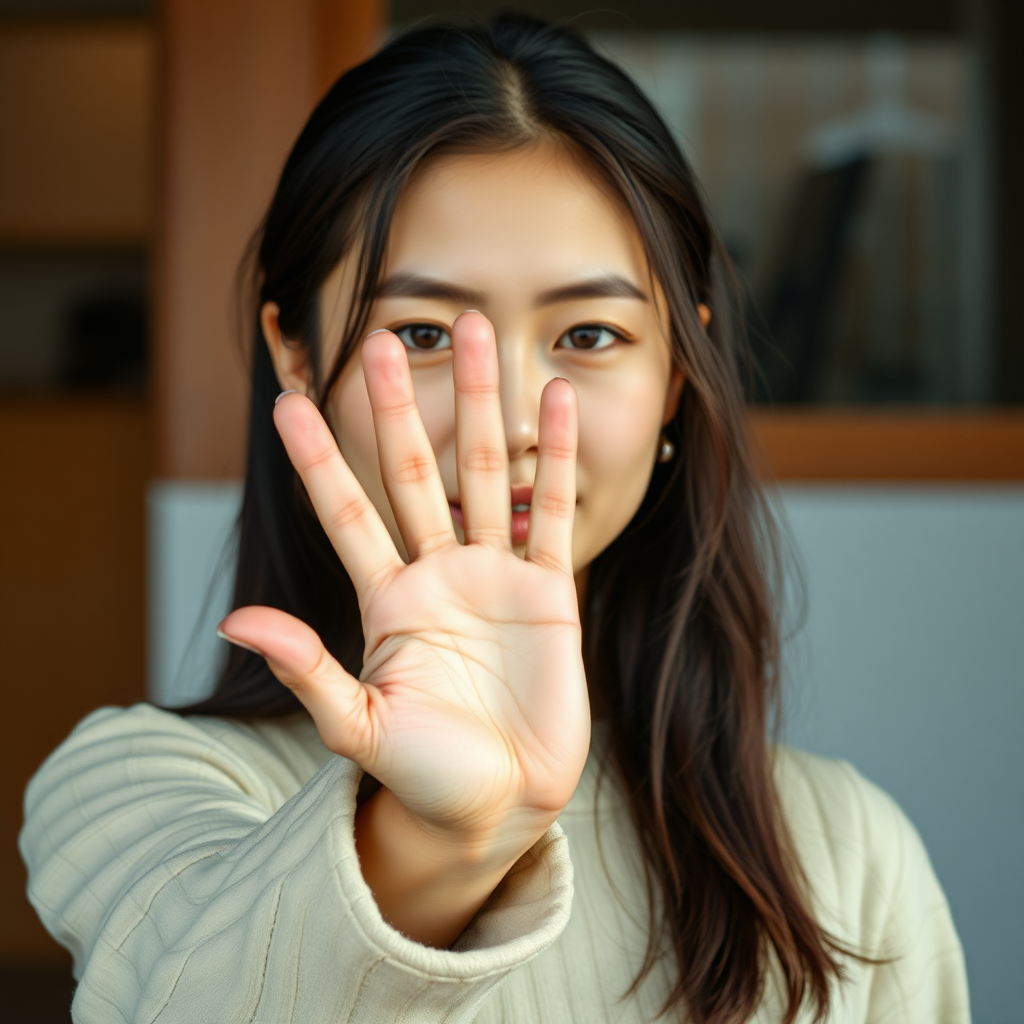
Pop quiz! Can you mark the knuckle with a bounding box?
[458,379,497,398]
[415,527,456,555]
[541,440,577,462]
[307,643,339,684]
[462,444,505,473]
[466,524,510,547]
[392,454,435,484]
[327,495,369,532]
[300,443,337,472]
[536,492,574,518]
[381,396,418,420]
[528,549,567,575]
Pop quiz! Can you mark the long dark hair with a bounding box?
[179,14,847,1023]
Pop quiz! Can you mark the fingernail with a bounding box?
[217,629,264,656]
[365,329,391,338]
[462,309,480,314]
[275,389,297,405]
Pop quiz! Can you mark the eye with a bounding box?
[394,323,452,351]
[555,324,624,351]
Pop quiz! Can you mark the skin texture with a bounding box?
[221,141,711,948]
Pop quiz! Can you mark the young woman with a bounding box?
[22,14,968,1024]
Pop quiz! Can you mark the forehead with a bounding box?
[385,142,649,289]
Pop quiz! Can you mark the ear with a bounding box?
[697,303,711,329]
[662,364,685,426]
[261,301,312,395]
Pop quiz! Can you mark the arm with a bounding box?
[21,704,573,1024]
[354,787,526,949]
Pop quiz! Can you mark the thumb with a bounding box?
[218,606,378,768]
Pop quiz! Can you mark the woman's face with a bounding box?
[271,141,685,575]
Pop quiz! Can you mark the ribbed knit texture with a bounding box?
[21,705,970,1023]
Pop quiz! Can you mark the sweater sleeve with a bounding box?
[20,704,574,1024]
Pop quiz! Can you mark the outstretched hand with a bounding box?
[219,312,590,885]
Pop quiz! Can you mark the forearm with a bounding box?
[23,707,575,1022]
[354,786,526,948]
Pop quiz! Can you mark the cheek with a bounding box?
[574,365,666,549]
[328,363,386,509]
[410,364,457,485]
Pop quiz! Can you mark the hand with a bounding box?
[220,313,590,893]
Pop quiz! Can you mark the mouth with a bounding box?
[449,486,534,546]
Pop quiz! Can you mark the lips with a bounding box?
[449,486,533,546]
[510,485,533,509]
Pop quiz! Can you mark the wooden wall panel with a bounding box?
[0,23,154,246]
[0,399,149,963]
[313,0,382,103]
[156,0,382,479]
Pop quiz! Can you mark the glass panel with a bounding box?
[595,32,991,405]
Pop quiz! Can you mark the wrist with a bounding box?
[359,786,530,880]
[354,786,544,948]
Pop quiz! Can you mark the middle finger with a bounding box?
[452,311,511,549]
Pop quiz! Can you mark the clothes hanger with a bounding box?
[804,33,952,168]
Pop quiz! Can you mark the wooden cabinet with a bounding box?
[0,398,150,963]
[0,23,154,247]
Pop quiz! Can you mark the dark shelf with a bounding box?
[0,964,76,1024]
[390,0,963,34]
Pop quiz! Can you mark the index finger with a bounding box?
[274,392,403,601]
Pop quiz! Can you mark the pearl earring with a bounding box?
[657,434,676,463]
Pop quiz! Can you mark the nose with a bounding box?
[497,337,542,461]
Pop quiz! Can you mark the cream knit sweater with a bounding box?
[21,704,969,1023]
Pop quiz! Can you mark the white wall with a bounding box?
[148,482,1023,1023]
[147,481,241,707]
[776,487,1023,1024]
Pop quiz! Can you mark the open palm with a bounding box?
[221,313,590,862]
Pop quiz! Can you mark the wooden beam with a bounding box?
[155,0,382,479]
[750,411,1024,482]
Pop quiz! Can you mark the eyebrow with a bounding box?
[375,273,484,305]
[375,272,648,307]
[536,275,648,306]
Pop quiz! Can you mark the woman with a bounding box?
[21,14,968,1024]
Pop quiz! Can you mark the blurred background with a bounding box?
[0,1,1021,1021]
